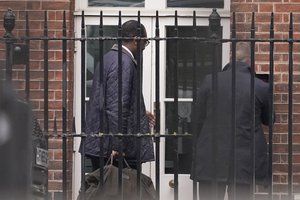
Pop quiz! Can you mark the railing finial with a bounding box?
[3,8,15,38]
[209,8,221,39]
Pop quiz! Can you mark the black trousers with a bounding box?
[87,155,138,171]
[198,181,250,200]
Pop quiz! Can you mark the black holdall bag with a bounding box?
[84,156,156,200]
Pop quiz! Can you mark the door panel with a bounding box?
[74,13,230,200]
[151,17,226,200]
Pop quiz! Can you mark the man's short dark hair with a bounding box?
[236,42,250,63]
[121,20,146,42]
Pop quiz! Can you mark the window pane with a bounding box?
[164,26,222,174]
[166,26,222,98]
[88,0,144,7]
[167,0,223,8]
[165,102,193,174]
[86,25,118,97]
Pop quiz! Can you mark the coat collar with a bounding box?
[223,61,252,74]
[111,44,137,66]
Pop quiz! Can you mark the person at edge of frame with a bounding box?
[80,20,155,171]
[190,42,274,200]
[0,80,32,200]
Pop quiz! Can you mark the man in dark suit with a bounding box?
[191,42,271,200]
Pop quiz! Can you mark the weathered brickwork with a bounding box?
[0,0,299,199]
[232,1,300,199]
[0,1,74,199]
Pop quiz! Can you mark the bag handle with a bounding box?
[107,153,131,169]
[105,154,114,166]
[123,157,131,169]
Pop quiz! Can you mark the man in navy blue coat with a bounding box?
[191,42,272,200]
[83,20,155,170]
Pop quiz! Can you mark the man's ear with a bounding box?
[133,36,138,45]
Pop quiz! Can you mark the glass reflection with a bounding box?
[167,0,223,8]
[165,102,193,174]
[164,26,222,174]
[166,26,222,98]
[86,25,117,97]
[88,0,144,7]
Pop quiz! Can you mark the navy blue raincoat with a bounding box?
[82,45,154,163]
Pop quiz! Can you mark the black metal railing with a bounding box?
[0,7,296,200]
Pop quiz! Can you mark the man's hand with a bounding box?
[146,111,156,128]
[112,150,125,157]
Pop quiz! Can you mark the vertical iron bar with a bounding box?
[98,10,105,189]
[211,23,218,200]
[208,9,221,199]
[136,14,141,133]
[80,10,86,200]
[54,117,57,133]
[231,12,237,200]
[62,11,67,138]
[5,39,13,82]
[25,11,30,101]
[137,135,142,200]
[3,9,15,82]
[62,134,67,200]
[136,11,142,200]
[192,10,198,200]
[62,10,67,200]
[5,42,12,81]
[117,11,124,200]
[99,135,104,185]
[117,11,123,138]
[268,12,274,200]
[288,12,294,200]
[250,12,256,200]
[80,136,86,200]
[81,11,86,134]
[43,12,49,200]
[44,11,49,133]
[155,10,161,200]
[173,10,179,200]
[208,8,221,200]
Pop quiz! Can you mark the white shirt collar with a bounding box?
[122,45,134,59]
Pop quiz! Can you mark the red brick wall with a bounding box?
[231,1,300,199]
[0,1,74,199]
[1,0,300,199]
